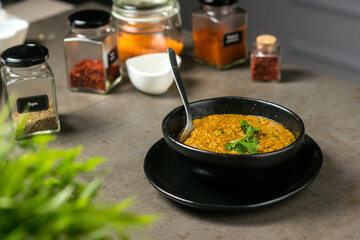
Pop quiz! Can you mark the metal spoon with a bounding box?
[167,48,193,143]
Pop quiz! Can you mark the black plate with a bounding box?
[144,135,322,210]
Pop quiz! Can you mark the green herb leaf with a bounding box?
[241,120,261,137]
[225,120,261,154]
[225,138,259,154]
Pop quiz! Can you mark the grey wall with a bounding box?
[179,0,360,85]
[179,0,198,30]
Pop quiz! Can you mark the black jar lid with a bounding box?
[200,0,238,6]
[1,43,49,68]
[68,9,110,28]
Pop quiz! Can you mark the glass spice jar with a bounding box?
[251,34,281,82]
[63,9,122,94]
[1,43,61,139]
[192,0,247,69]
[112,0,183,66]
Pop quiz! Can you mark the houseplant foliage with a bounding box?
[0,107,157,239]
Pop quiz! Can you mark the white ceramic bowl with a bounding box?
[125,53,181,95]
[0,10,29,54]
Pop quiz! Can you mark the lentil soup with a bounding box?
[183,114,295,154]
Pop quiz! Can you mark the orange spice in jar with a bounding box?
[112,0,183,65]
[192,0,247,69]
[117,32,183,65]
[251,34,281,82]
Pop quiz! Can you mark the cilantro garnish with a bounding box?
[225,120,261,154]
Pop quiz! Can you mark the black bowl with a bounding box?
[162,96,305,184]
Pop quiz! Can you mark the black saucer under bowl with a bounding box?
[144,135,322,210]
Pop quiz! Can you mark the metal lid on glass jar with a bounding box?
[112,0,180,23]
[1,43,49,67]
[68,9,111,28]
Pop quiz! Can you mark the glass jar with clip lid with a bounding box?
[112,0,183,67]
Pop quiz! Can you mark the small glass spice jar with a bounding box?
[1,43,61,139]
[251,34,281,82]
[64,9,122,94]
[192,0,247,69]
[112,0,183,65]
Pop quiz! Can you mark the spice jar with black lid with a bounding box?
[64,9,122,94]
[1,43,61,139]
[251,34,281,82]
[192,0,247,69]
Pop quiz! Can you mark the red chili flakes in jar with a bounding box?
[69,59,106,91]
[250,34,281,82]
[251,55,280,81]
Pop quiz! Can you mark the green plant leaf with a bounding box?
[0,102,158,240]
[76,179,101,208]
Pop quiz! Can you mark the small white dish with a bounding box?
[126,53,182,95]
[0,10,29,54]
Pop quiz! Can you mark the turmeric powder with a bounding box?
[117,32,183,64]
[193,26,247,69]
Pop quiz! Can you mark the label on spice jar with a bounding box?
[223,30,243,47]
[107,47,120,83]
[17,95,49,113]
[108,47,118,65]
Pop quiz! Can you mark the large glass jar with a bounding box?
[112,0,183,66]
[1,44,61,139]
[64,10,122,94]
[192,0,247,69]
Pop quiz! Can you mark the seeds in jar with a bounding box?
[12,102,59,136]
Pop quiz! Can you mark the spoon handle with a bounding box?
[168,49,191,116]
[167,48,193,142]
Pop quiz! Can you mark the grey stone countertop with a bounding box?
[24,2,360,240]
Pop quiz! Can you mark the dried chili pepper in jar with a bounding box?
[251,34,281,82]
[64,10,122,94]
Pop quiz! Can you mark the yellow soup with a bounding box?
[183,114,296,154]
